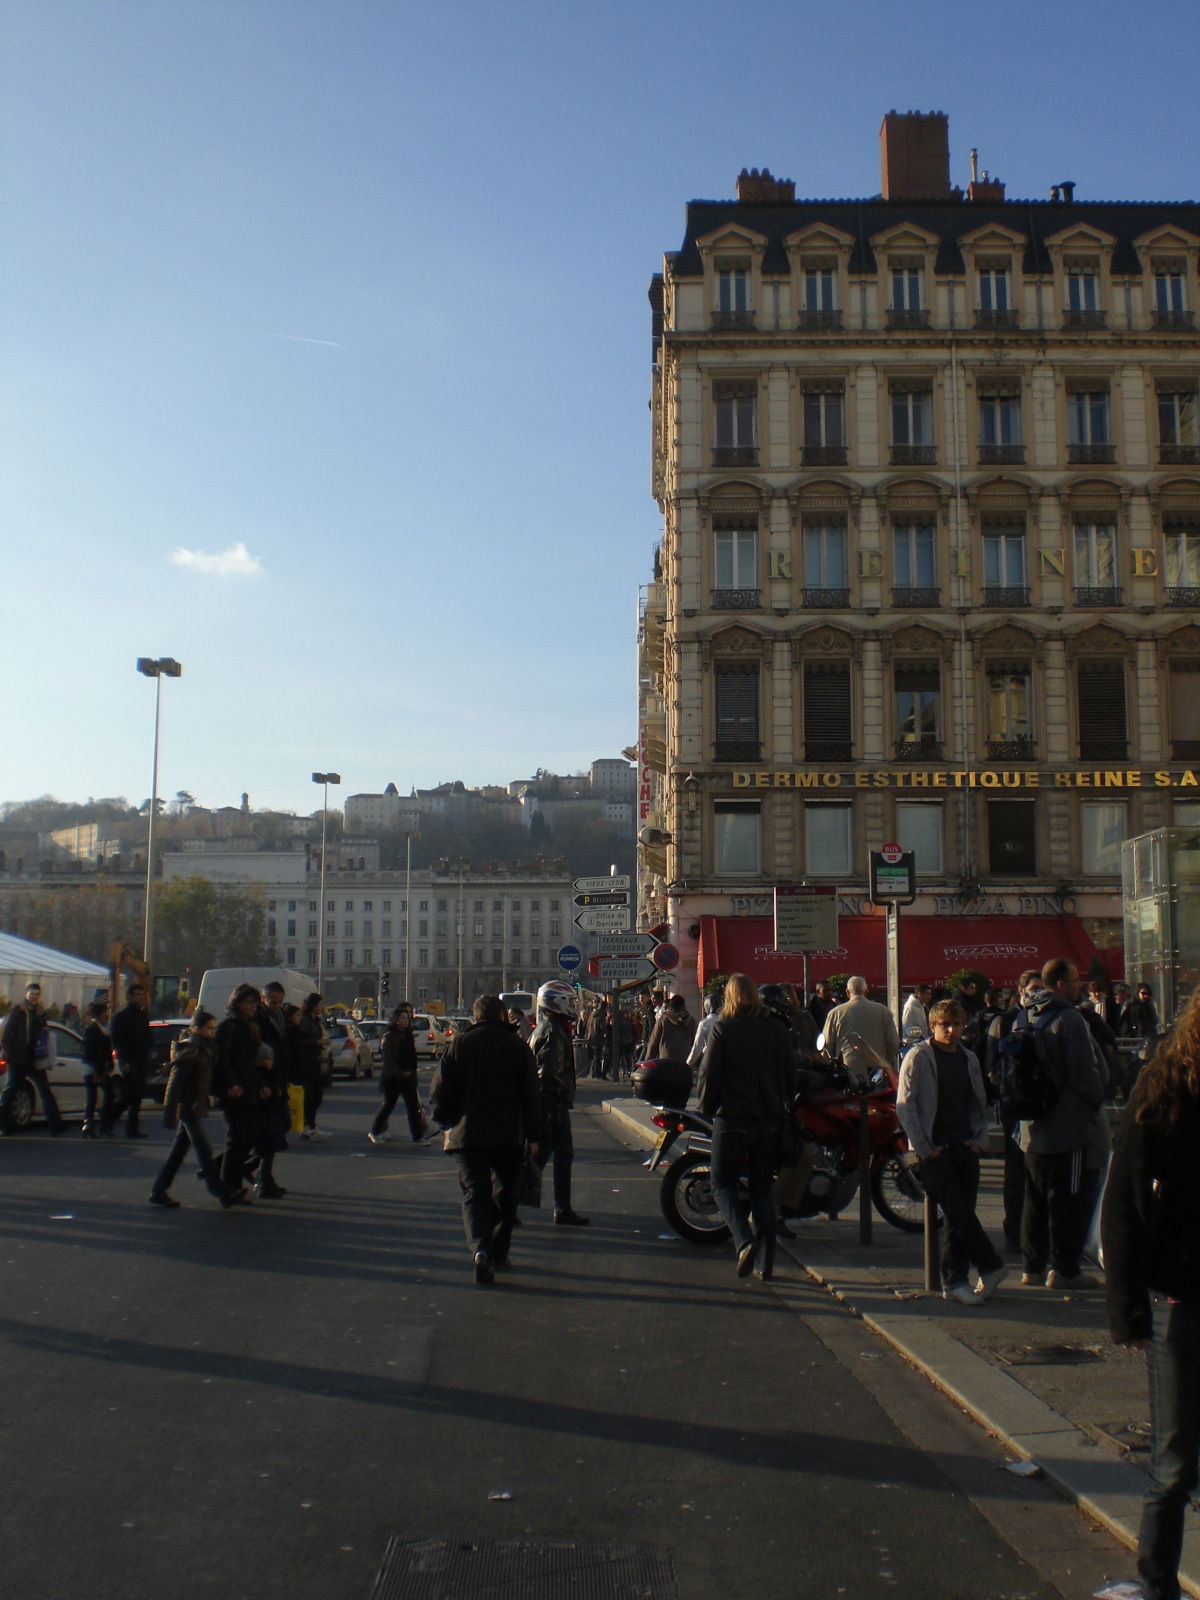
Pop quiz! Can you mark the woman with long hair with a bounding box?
[698,972,795,1281]
[1102,987,1200,1600]
[293,992,331,1140]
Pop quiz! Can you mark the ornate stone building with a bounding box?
[640,111,1200,999]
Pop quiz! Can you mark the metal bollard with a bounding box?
[923,1189,939,1292]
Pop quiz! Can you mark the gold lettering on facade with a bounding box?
[950,547,969,577]
[768,550,792,579]
[729,767,1198,789]
[857,549,883,577]
[1038,547,1066,576]
[1132,547,1160,577]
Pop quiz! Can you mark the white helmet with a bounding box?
[536,979,576,1017]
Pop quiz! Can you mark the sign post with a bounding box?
[868,845,916,1028]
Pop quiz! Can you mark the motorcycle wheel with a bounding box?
[871,1147,926,1233]
[659,1150,731,1244]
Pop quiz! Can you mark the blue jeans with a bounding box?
[710,1115,777,1274]
[153,1115,223,1198]
[1139,1296,1200,1600]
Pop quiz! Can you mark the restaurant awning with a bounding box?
[697,913,1121,992]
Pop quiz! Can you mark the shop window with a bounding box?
[987,800,1037,877]
[1081,802,1127,876]
[804,803,852,875]
[714,799,760,874]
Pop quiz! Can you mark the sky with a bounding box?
[5,0,1200,817]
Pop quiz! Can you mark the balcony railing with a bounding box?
[714,739,761,762]
[804,740,853,761]
[1153,310,1195,331]
[710,587,760,610]
[801,444,848,466]
[797,309,843,331]
[887,308,930,329]
[1068,443,1115,464]
[1079,738,1129,760]
[890,444,937,466]
[975,308,1019,330]
[711,446,758,467]
[802,586,850,609]
[987,738,1036,760]
[1073,586,1122,608]
[891,586,940,608]
[979,443,1024,465]
[1165,587,1200,607]
[1064,309,1107,330]
[981,585,1031,607]
[712,310,755,331]
[1160,444,1200,465]
[894,736,943,760]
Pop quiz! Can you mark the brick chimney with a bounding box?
[880,111,951,200]
[735,167,796,203]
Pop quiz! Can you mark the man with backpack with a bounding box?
[1004,958,1107,1291]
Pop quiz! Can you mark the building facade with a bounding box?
[641,112,1200,1000]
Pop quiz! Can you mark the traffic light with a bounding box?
[381,971,391,997]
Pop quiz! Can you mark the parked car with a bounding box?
[0,1022,88,1129]
[410,1014,446,1059]
[355,1020,389,1065]
[325,1018,374,1080]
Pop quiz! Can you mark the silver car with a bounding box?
[0,1023,89,1129]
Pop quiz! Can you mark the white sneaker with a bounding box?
[942,1281,982,1306]
[1045,1269,1100,1290]
[975,1265,1010,1301]
[367,1132,387,1145]
[313,1128,333,1141]
[299,1129,315,1141]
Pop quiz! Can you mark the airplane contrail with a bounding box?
[260,332,341,347]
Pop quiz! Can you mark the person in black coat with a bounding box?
[0,980,63,1135]
[105,981,152,1137]
[699,972,796,1283]
[369,1003,427,1144]
[292,993,330,1139]
[81,999,115,1138]
[250,983,292,1197]
[430,994,541,1283]
[1103,990,1200,1600]
[213,985,271,1200]
[150,1012,239,1208]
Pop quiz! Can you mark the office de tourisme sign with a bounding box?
[731,767,1200,791]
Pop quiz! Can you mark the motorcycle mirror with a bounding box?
[815,1031,826,1053]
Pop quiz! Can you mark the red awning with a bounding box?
[697,913,1121,991]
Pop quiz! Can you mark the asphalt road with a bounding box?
[0,1076,1128,1600]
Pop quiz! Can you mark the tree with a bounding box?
[152,875,268,980]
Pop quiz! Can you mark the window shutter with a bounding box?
[804,665,851,758]
[715,664,760,757]
[1077,663,1127,758]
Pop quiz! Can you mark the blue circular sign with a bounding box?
[557,943,583,973]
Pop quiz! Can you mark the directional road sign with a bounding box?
[574,907,632,932]
[556,944,583,972]
[573,875,631,893]
[595,931,660,956]
[573,891,629,907]
[596,956,657,984]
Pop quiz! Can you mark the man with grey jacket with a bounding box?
[1016,958,1107,1291]
[897,998,1007,1304]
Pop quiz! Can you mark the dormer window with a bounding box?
[976,262,1017,329]
[1065,259,1105,327]
[800,263,841,329]
[888,265,928,327]
[1153,259,1193,329]
[714,258,753,328]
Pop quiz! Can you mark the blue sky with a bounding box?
[5,0,1199,815]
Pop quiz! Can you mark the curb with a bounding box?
[600,1096,1200,1596]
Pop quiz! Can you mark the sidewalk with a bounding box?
[602,1093,1200,1600]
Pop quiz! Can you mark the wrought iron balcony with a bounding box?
[981,585,1031,608]
[1166,587,1200,607]
[987,738,1035,760]
[1063,309,1107,330]
[797,309,843,331]
[804,740,853,762]
[974,309,1019,330]
[1068,443,1115,464]
[710,587,761,610]
[890,444,937,466]
[1153,310,1195,331]
[1073,586,1122,608]
[894,736,943,760]
[1160,444,1200,465]
[979,444,1024,465]
[711,446,758,467]
[887,308,930,329]
[802,586,850,609]
[891,586,940,608]
[801,444,848,466]
[713,740,761,762]
[712,310,755,330]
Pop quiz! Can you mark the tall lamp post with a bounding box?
[136,656,183,982]
[403,828,418,1002]
[311,771,341,984]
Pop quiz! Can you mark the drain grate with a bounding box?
[372,1538,678,1599]
[994,1343,1104,1367]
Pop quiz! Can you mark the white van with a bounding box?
[195,966,317,1017]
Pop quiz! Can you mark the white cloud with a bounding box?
[170,541,263,578]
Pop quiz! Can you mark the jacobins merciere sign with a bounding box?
[731,767,1200,791]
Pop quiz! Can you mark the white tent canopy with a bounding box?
[0,932,109,1013]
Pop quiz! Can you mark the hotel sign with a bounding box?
[732,768,1200,791]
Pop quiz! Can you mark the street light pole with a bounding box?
[311,771,341,985]
[136,656,182,982]
[456,858,468,1011]
[404,828,417,1002]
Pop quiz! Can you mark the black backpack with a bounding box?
[997,1011,1062,1121]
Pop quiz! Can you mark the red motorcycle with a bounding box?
[653,1064,924,1243]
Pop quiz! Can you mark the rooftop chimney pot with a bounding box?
[880,110,952,200]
